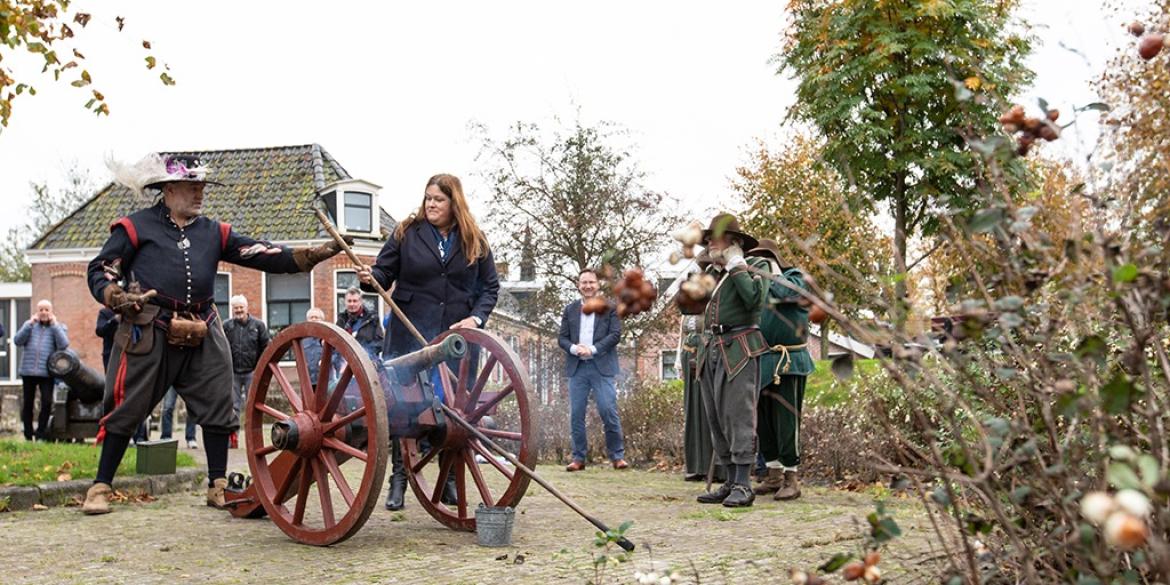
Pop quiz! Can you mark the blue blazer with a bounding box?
[558,299,621,378]
[365,221,499,359]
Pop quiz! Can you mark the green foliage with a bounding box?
[0,439,197,486]
[0,166,94,282]
[779,0,1035,324]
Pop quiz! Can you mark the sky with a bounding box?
[0,1,1139,259]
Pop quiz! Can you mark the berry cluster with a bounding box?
[999,104,1060,156]
[612,268,658,318]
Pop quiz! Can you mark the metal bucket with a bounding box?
[475,504,515,547]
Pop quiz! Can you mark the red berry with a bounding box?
[1139,34,1164,60]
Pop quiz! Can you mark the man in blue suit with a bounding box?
[558,268,628,471]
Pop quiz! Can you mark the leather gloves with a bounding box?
[293,236,354,272]
[103,283,156,318]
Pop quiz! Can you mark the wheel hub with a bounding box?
[271,412,324,457]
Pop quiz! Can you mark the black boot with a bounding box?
[441,474,459,506]
[697,481,734,504]
[722,463,755,507]
[385,440,406,511]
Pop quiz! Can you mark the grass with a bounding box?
[0,438,197,486]
[804,358,883,408]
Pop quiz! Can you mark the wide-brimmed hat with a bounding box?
[747,238,786,267]
[700,213,758,251]
[108,153,224,195]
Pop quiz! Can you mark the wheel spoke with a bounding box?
[456,354,471,408]
[253,443,278,457]
[455,454,467,517]
[322,405,366,435]
[323,437,368,462]
[468,384,513,423]
[479,428,523,442]
[292,459,313,525]
[321,364,353,420]
[469,440,514,480]
[439,363,457,408]
[316,340,334,395]
[466,355,497,413]
[291,340,315,413]
[410,444,440,474]
[432,453,455,504]
[319,450,355,507]
[463,448,494,506]
[269,363,303,412]
[312,458,335,529]
[254,402,291,422]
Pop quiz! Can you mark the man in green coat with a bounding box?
[695,213,770,507]
[749,239,815,501]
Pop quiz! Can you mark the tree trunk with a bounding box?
[820,318,831,359]
[893,171,909,332]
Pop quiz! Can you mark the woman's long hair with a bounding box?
[394,173,489,264]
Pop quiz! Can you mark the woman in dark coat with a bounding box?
[358,173,499,511]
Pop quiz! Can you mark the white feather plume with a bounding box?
[106,152,167,196]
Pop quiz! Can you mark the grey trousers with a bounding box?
[102,321,238,437]
[699,347,760,466]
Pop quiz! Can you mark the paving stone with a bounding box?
[0,468,939,584]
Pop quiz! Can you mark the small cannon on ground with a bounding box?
[44,350,105,441]
[224,323,537,545]
[222,207,634,550]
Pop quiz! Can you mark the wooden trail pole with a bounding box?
[439,403,637,552]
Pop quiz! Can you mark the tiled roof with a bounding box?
[31,144,396,249]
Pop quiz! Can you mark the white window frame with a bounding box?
[333,268,382,322]
[214,271,232,322]
[660,349,679,381]
[320,179,382,239]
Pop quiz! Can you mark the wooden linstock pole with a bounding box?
[312,208,427,346]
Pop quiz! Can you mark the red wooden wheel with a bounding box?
[401,328,536,531]
[243,321,388,546]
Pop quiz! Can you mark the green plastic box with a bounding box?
[135,438,178,475]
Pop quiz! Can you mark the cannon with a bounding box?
[43,350,105,441]
[223,206,633,550]
[224,322,535,545]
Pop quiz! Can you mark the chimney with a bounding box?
[520,224,536,282]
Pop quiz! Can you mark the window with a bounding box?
[335,270,379,319]
[661,350,679,381]
[266,273,311,333]
[344,192,373,233]
[214,273,231,321]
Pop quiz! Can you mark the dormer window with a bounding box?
[321,179,382,237]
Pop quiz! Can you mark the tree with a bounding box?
[734,132,892,354]
[0,1,174,128]
[0,164,94,281]
[778,0,1034,327]
[478,119,684,306]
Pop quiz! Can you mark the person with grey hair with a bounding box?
[14,299,69,441]
[223,294,269,447]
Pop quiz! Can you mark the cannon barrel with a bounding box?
[383,334,467,386]
[47,350,105,403]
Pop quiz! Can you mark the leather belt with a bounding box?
[708,324,757,335]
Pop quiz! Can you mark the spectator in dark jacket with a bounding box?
[14,300,69,440]
[223,295,270,430]
[336,288,383,364]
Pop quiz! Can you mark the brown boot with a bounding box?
[753,468,785,495]
[82,482,113,515]
[207,478,228,509]
[774,470,802,501]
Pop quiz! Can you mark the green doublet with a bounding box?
[757,267,816,387]
[696,257,770,380]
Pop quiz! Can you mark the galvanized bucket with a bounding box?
[475,504,515,547]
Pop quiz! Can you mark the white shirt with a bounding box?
[570,303,598,359]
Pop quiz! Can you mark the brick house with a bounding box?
[24,144,565,404]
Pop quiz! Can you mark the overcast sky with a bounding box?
[0,1,1137,253]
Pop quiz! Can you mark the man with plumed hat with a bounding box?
[81,153,348,515]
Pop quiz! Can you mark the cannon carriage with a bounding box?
[223,321,536,546]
